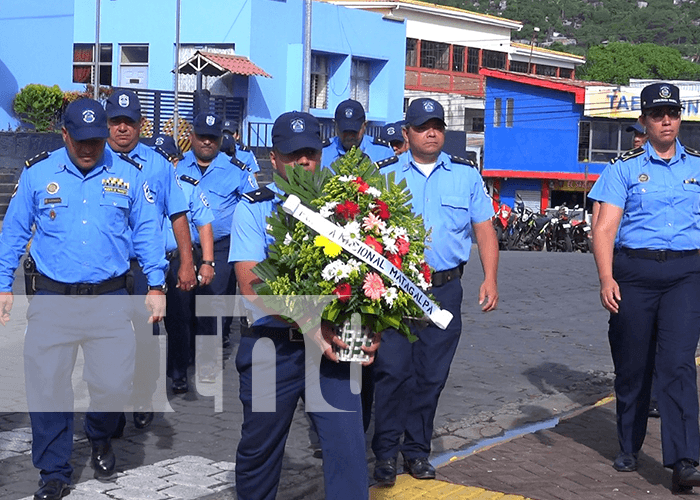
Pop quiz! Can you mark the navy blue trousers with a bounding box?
[610,252,700,467]
[372,278,463,460]
[235,332,368,500]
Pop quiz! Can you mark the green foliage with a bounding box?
[12,84,65,132]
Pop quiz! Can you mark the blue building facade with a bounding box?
[0,0,405,141]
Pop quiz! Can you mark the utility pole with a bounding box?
[174,0,181,141]
[302,0,312,112]
[94,0,101,99]
[527,27,540,75]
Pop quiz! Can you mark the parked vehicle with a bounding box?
[493,202,513,250]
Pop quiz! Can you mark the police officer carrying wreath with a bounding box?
[0,98,168,500]
[591,82,700,494]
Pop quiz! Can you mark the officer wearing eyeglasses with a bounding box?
[590,82,700,494]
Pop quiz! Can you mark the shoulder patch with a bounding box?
[154,146,172,162]
[118,153,143,170]
[238,144,251,152]
[619,147,644,162]
[373,136,390,147]
[242,186,275,203]
[179,174,199,186]
[685,146,700,158]
[450,155,477,168]
[25,151,49,168]
[322,138,331,148]
[375,156,399,169]
[230,156,252,172]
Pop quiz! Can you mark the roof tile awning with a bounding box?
[178,51,272,78]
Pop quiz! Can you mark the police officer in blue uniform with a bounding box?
[0,98,168,500]
[221,119,260,182]
[371,98,499,486]
[149,134,216,393]
[178,112,258,380]
[590,82,700,494]
[380,121,409,156]
[105,89,194,431]
[321,99,393,169]
[230,111,379,500]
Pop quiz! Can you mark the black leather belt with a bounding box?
[619,247,699,262]
[432,264,464,288]
[242,325,304,343]
[32,273,129,295]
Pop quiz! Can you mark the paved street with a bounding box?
[0,250,617,499]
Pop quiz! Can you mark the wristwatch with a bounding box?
[201,260,215,267]
[148,284,168,294]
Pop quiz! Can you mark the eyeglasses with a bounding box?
[645,107,681,121]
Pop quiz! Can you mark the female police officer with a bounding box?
[591,82,700,494]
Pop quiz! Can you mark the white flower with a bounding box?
[417,274,430,291]
[346,258,362,273]
[266,223,273,233]
[283,233,293,245]
[338,175,357,182]
[384,287,398,307]
[383,235,398,254]
[321,260,351,283]
[365,187,381,198]
[343,221,362,240]
[319,201,338,218]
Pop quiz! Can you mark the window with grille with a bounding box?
[467,47,480,74]
[310,54,329,110]
[536,64,558,77]
[494,98,502,127]
[351,59,370,110]
[73,43,112,85]
[452,46,465,72]
[482,50,506,70]
[406,38,418,67]
[506,98,514,127]
[510,61,529,73]
[559,68,573,79]
[420,40,449,70]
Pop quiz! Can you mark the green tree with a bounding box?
[13,84,64,132]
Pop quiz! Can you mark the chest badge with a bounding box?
[46,182,59,194]
[638,173,649,183]
[49,209,56,220]
[102,177,129,195]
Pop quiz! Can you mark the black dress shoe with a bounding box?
[90,439,116,480]
[112,412,126,439]
[404,457,436,479]
[612,452,638,472]
[34,479,69,500]
[373,458,397,486]
[133,411,154,429]
[171,377,189,394]
[649,400,660,418]
[672,459,700,494]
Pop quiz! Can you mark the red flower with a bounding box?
[373,200,391,220]
[365,235,384,254]
[336,200,360,220]
[333,283,352,303]
[420,262,432,283]
[386,252,402,268]
[352,177,370,193]
[396,236,410,256]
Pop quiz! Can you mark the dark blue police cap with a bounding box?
[105,89,141,122]
[222,119,239,134]
[405,98,445,127]
[380,122,404,143]
[63,98,109,141]
[626,123,645,134]
[192,113,223,138]
[334,99,366,133]
[641,83,682,111]
[152,134,181,159]
[272,111,323,154]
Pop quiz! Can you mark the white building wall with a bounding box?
[405,13,512,52]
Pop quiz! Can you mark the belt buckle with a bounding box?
[656,251,667,262]
[289,328,304,343]
[75,283,94,295]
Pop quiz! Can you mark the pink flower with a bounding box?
[363,272,386,300]
[362,213,384,233]
[396,236,410,256]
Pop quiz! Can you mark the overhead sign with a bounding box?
[584,86,700,121]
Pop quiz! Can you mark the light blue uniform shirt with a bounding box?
[163,174,215,252]
[589,139,700,251]
[0,148,168,290]
[229,183,287,328]
[321,135,394,170]
[178,150,259,242]
[381,151,495,271]
[234,144,261,175]
[108,142,189,258]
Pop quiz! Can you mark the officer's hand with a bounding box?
[599,276,621,314]
[317,320,347,363]
[478,278,498,312]
[177,264,197,291]
[145,290,166,323]
[361,331,382,367]
[0,292,13,326]
[197,263,215,287]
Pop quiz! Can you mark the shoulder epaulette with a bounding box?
[450,155,477,168]
[618,147,644,162]
[179,175,199,186]
[154,146,172,162]
[118,153,143,170]
[25,151,49,168]
[230,156,252,172]
[238,144,251,152]
[322,138,331,148]
[685,146,700,158]
[375,156,399,169]
[242,186,275,203]
[373,136,390,147]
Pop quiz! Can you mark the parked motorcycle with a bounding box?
[571,218,591,253]
[506,197,553,251]
[493,202,513,250]
[548,206,573,252]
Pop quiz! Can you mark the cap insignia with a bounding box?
[82,110,95,123]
